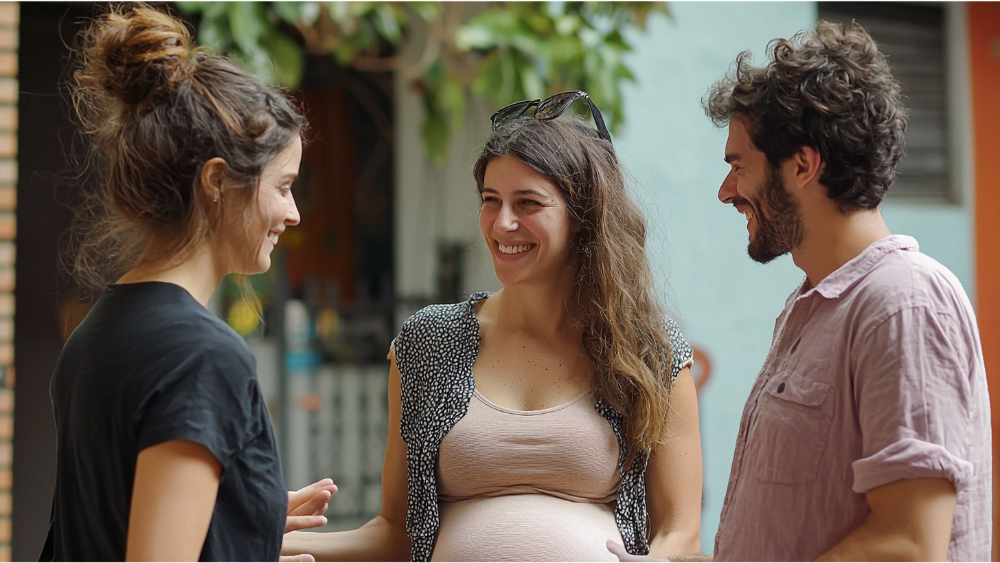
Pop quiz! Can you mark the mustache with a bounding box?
[732,196,754,211]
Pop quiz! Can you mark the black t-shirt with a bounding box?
[43,282,286,561]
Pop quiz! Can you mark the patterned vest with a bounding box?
[393,292,692,561]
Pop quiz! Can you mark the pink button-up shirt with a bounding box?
[714,235,991,561]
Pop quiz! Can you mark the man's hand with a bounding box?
[285,478,338,533]
[604,540,712,563]
[607,540,668,562]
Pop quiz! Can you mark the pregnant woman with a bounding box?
[283,92,703,561]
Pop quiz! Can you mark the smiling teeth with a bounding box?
[499,244,532,254]
[269,234,279,245]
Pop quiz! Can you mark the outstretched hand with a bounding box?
[607,541,668,562]
[285,478,338,533]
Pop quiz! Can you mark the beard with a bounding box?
[739,165,805,264]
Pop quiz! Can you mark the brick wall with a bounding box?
[0,3,15,561]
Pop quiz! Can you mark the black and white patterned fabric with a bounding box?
[393,292,694,561]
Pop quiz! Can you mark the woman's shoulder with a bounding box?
[393,292,490,376]
[398,292,491,340]
[662,316,693,382]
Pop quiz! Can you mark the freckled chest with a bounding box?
[472,329,594,412]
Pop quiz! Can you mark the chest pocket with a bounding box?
[750,368,835,484]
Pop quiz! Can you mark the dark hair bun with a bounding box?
[76,4,192,108]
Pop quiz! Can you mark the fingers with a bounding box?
[289,490,332,517]
[608,540,630,561]
[288,478,337,516]
[289,479,337,503]
[279,555,315,562]
[606,540,669,562]
[284,514,328,534]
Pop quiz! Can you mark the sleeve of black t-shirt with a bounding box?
[133,338,262,469]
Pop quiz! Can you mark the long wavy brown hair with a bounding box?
[473,118,674,465]
[67,3,306,290]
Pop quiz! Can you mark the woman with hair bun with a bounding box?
[43,5,333,561]
[283,93,703,561]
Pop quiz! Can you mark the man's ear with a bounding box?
[791,146,823,189]
[200,158,228,202]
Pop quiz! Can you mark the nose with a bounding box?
[286,193,301,226]
[718,169,738,204]
[495,202,518,232]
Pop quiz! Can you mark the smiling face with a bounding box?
[224,136,302,275]
[479,155,578,288]
[719,118,805,264]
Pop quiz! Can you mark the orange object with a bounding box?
[297,393,321,412]
[691,346,713,392]
[968,5,1000,559]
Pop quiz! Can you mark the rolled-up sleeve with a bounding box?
[851,305,976,494]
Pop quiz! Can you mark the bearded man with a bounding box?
[609,17,992,563]
[703,21,991,562]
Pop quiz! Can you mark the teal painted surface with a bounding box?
[881,202,974,295]
[616,1,973,552]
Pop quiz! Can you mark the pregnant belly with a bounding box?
[431,494,623,562]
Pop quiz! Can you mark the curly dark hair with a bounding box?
[703,20,907,211]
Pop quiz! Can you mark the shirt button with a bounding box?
[777,383,785,393]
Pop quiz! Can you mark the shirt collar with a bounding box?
[799,234,919,300]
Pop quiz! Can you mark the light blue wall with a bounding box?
[616,1,974,551]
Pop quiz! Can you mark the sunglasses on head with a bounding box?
[489,90,612,143]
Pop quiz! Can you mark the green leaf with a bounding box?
[578,26,602,49]
[440,78,466,132]
[472,51,503,98]
[261,31,305,88]
[300,2,321,25]
[409,2,440,21]
[463,9,516,39]
[520,64,544,101]
[228,2,265,53]
[374,6,403,44]
[455,23,497,51]
[198,17,232,52]
[554,14,580,36]
[272,2,304,25]
[245,46,277,84]
[421,106,450,166]
[175,2,204,14]
[327,2,351,23]
[203,2,230,19]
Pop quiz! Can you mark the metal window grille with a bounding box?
[819,2,952,201]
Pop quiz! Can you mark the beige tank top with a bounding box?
[432,389,624,561]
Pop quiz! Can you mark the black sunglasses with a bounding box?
[489,90,612,143]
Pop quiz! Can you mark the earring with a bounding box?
[213,196,218,203]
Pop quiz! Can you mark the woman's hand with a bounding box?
[286,478,338,533]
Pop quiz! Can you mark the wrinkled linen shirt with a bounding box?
[714,235,991,561]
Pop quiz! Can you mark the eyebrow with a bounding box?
[481,187,551,198]
[278,173,299,182]
[724,153,742,164]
